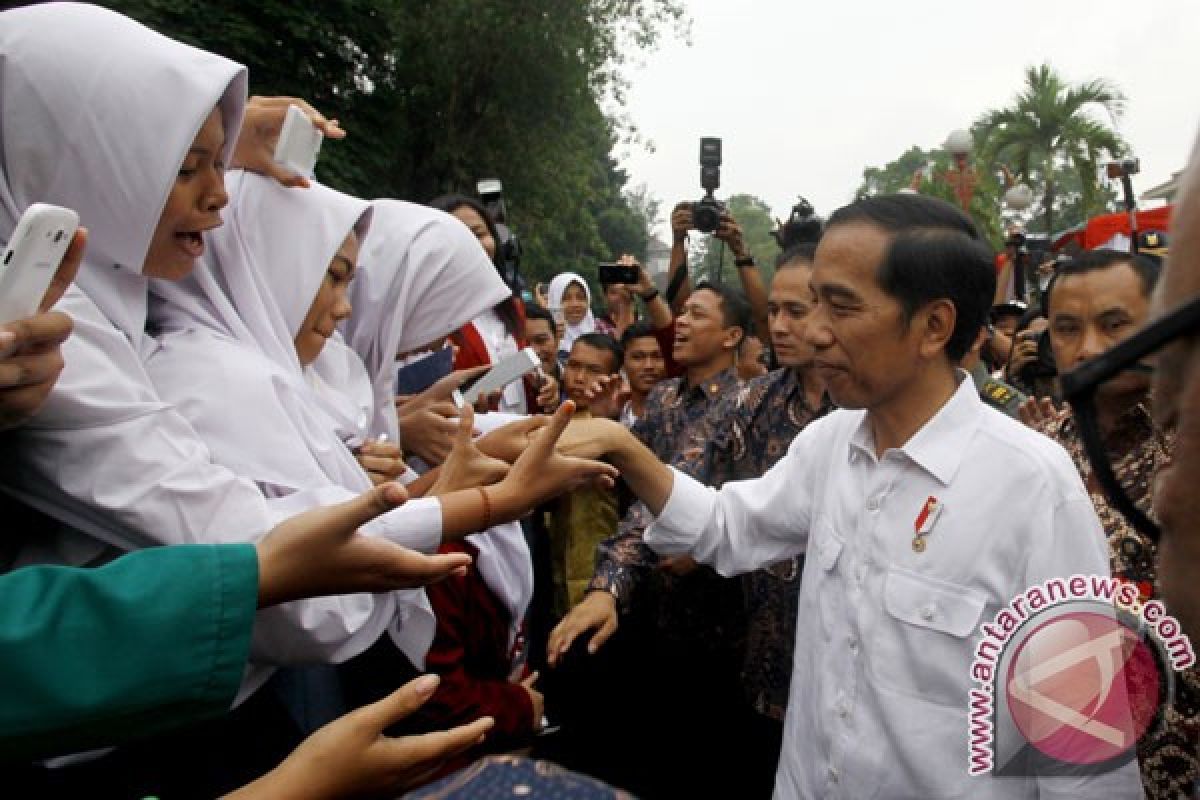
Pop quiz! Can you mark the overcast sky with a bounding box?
[616,0,1199,236]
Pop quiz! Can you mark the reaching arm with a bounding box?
[561,413,823,576]
[0,544,258,761]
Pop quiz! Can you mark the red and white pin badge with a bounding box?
[912,495,943,553]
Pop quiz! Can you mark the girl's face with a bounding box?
[562,282,589,326]
[295,232,358,366]
[143,107,229,280]
[451,206,496,262]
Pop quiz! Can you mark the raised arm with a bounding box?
[560,414,821,576]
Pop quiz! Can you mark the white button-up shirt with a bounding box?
[647,375,1142,799]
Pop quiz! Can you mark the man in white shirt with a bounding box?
[564,194,1141,798]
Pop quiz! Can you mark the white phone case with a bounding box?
[0,203,79,324]
[462,347,540,407]
[273,104,323,178]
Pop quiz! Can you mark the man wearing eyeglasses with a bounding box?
[1020,250,1196,799]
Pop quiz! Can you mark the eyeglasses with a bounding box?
[1061,293,1200,544]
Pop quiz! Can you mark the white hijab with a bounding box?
[339,199,510,443]
[0,2,247,555]
[147,169,374,494]
[547,271,596,355]
[0,5,431,679]
[0,2,246,345]
[338,200,531,641]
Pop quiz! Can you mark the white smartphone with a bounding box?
[0,203,79,324]
[273,104,323,178]
[460,347,541,407]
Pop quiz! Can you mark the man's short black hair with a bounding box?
[620,320,659,349]
[776,242,818,270]
[1043,249,1162,316]
[694,279,753,339]
[826,194,995,362]
[571,332,624,372]
[525,302,555,329]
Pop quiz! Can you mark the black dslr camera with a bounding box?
[692,137,724,234]
[477,178,523,291]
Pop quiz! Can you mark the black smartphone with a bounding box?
[394,347,455,395]
[598,262,638,285]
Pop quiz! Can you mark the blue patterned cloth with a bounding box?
[403,755,635,799]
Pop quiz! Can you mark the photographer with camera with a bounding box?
[1004,309,1057,398]
[595,255,674,342]
[665,140,771,350]
[668,206,770,356]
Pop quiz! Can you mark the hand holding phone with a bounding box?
[459,348,541,408]
[598,262,639,286]
[0,203,81,325]
[273,104,324,179]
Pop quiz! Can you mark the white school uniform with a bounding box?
[337,199,531,639]
[0,5,435,695]
[146,170,443,666]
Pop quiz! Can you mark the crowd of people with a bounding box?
[4,3,1200,799]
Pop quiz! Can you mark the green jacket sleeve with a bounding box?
[0,543,258,762]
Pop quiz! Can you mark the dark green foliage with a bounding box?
[96,0,686,284]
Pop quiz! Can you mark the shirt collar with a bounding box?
[681,367,739,405]
[847,370,982,485]
[779,367,833,416]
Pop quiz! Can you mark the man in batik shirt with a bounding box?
[547,281,751,799]
[1025,249,1198,799]
[705,245,831,798]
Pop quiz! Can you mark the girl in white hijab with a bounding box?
[339,199,534,683]
[145,170,450,671]
[340,199,511,443]
[0,4,437,690]
[547,271,597,359]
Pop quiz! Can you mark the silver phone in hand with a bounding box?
[461,347,541,407]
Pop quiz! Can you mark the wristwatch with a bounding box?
[734,255,756,268]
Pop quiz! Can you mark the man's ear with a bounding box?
[918,299,957,360]
[723,325,745,352]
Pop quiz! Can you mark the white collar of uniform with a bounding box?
[847,369,981,486]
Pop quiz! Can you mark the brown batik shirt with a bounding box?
[1036,399,1198,799]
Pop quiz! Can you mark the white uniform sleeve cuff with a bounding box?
[361,496,442,553]
[645,466,717,556]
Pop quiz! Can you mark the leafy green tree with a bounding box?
[976,63,1127,235]
[98,0,687,289]
[856,143,1006,247]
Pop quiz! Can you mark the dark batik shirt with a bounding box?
[588,368,743,647]
[1037,400,1198,800]
[707,368,832,720]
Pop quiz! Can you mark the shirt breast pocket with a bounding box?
[868,567,987,708]
[807,520,845,642]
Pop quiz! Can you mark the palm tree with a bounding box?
[976,63,1127,235]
